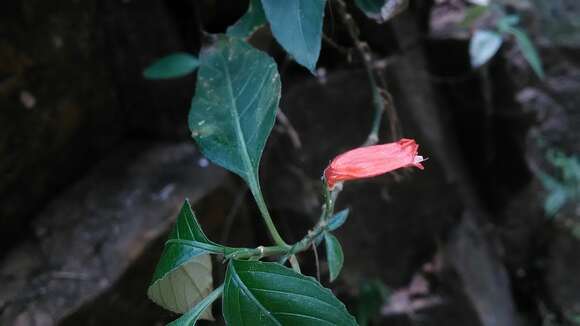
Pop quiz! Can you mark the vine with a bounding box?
[144,0,424,325]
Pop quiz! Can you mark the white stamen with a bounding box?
[414,155,426,164]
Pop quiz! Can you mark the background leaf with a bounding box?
[355,0,384,14]
[469,29,503,68]
[324,233,344,282]
[261,0,326,72]
[227,0,267,39]
[143,52,199,79]
[188,36,280,202]
[147,201,214,320]
[167,285,224,326]
[460,5,488,28]
[355,280,390,326]
[354,0,409,23]
[223,259,357,325]
[507,27,545,79]
[496,15,520,32]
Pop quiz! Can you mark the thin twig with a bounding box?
[276,109,302,149]
[323,34,351,57]
[334,0,401,145]
[312,242,321,281]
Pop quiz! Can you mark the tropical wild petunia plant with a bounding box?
[144,0,427,325]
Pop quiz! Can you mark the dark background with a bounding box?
[1,0,579,325]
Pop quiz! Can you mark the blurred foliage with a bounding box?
[536,149,580,217]
[463,3,544,78]
[528,0,580,47]
[355,280,391,326]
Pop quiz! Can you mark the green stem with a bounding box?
[322,182,341,221]
[230,245,288,260]
[229,185,341,261]
[366,70,384,145]
[251,182,289,248]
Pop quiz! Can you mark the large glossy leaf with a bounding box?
[147,200,215,320]
[469,29,503,68]
[189,36,280,199]
[223,260,357,325]
[261,0,326,72]
[143,52,199,79]
[324,233,344,282]
[354,0,408,23]
[168,284,224,326]
[227,0,267,39]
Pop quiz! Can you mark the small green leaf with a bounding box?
[354,0,409,23]
[223,260,357,325]
[167,284,224,326]
[227,0,267,39]
[327,209,350,231]
[507,27,545,79]
[536,169,568,216]
[261,0,326,72]
[143,53,199,79]
[189,36,280,204]
[325,233,344,282]
[148,201,216,320]
[469,29,503,68]
[544,190,567,216]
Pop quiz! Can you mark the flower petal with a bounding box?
[324,138,424,189]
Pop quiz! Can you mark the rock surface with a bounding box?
[0,142,227,326]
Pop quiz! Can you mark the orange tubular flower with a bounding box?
[324,138,425,190]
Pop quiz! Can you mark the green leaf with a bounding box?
[165,239,226,255]
[188,36,280,203]
[544,190,567,216]
[167,284,224,326]
[227,0,267,39]
[324,233,344,282]
[143,52,199,79]
[469,29,503,68]
[355,280,390,326]
[327,209,350,232]
[354,0,409,23]
[148,200,216,320]
[507,27,545,79]
[223,260,357,325]
[261,0,326,72]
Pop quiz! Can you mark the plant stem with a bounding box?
[322,182,341,221]
[231,185,342,261]
[334,0,396,145]
[251,182,289,248]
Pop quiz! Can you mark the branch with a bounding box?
[334,0,401,145]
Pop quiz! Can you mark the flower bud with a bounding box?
[324,138,425,190]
